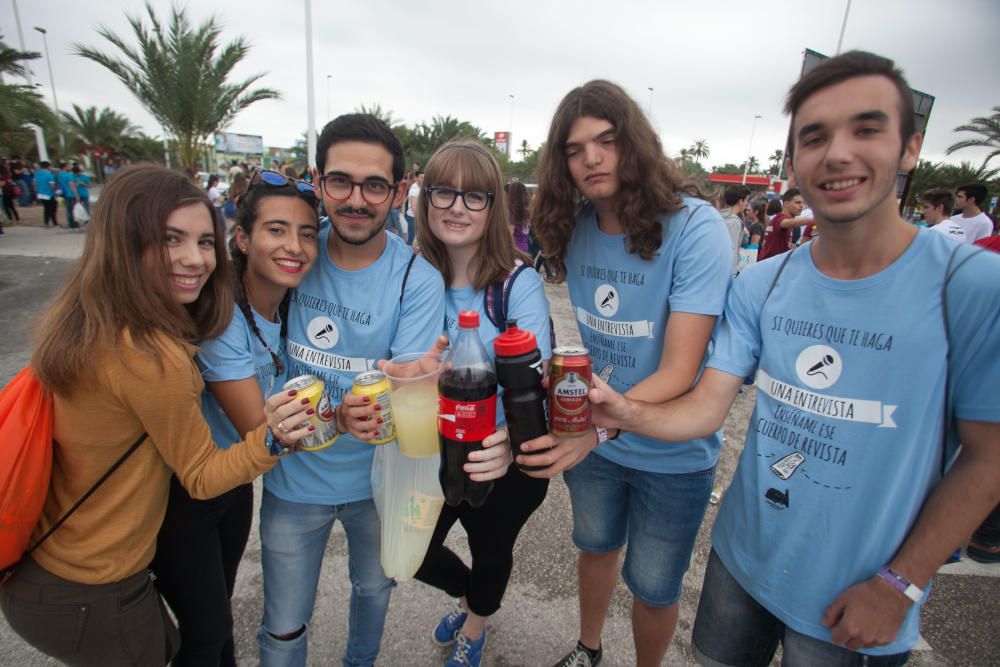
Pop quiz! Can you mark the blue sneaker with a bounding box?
[445,629,487,667]
[431,604,467,646]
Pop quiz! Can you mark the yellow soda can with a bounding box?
[351,370,396,444]
[283,375,339,451]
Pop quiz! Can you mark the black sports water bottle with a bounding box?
[438,311,497,507]
[494,319,550,471]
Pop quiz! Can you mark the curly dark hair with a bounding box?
[532,80,707,282]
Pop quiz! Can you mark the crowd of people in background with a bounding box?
[0,156,113,232]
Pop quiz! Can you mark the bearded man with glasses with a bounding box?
[255,114,446,667]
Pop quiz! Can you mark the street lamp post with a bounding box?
[303,0,317,170]
[507,94,514,158]
[741,114,762,185]
[326,74,332,120]
[33,26,63,150]
[836,0,853,55]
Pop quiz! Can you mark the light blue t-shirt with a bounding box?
[445,265,553,426]
[266,227,446,504]
[566,197,732,473]
[56,171,77,200]
[197,304,285,449]
[34,170,55,199]
[706,231,1000,655]
[75,173,91,199]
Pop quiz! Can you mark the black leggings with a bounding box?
[415,467,548,617]
[151,476,253,667]
[2,194,18,221]
[42,198,58,226]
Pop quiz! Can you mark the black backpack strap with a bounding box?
[485,262,528,331]
[25,432,148,557]
[940,244,985,476]
[399,252,418,306]
[766,246,797,300]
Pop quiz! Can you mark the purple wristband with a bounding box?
[878,566,923,602]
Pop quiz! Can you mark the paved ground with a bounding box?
[0,207,996,665]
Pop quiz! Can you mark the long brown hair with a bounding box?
[533,79,707,282]
[32,164,234,394]
[416,141,524,290]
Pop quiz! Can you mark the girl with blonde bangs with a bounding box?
[415,140,529,289]
[412,140,551,667]
[2,164,314,667]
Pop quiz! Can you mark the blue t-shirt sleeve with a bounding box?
[507,267,553,360]
[391,255,446,357]
[706,266,772,378]
[947,249,1000,423]
[197,310,257,382]
[668,205,733,316]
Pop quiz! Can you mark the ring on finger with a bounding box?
[278,420,289,434]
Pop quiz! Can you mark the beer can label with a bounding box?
[553,372,589,415]
[438,396,496,442]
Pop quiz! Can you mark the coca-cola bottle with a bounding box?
[494,319,550,471]
[438,311,497,507]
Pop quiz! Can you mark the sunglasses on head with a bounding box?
[248,169,317,197]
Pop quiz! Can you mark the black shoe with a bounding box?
[553,642,602,667]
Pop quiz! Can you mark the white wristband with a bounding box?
[595,426,609,444]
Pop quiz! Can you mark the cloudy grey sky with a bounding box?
[3,0,998,169]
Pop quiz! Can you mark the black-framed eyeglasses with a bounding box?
[319,173,397,205]
[248,169,317,197]
[426,187,493,212]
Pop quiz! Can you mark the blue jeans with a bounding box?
[63,197,78,228]
[404,214,415,245]
[257,491,395,667]
[563,452,714,606]
[692,550,910,667]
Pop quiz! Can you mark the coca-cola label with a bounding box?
[439,396,496,441]
[553,372,589,415]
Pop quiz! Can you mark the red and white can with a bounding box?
[549,347,592,437]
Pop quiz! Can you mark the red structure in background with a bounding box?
[707,173,783,194]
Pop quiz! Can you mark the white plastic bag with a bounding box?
[73,202,90,223]
[371,441,444,581]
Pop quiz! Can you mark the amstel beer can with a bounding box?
[549,347,592,437]
[283,375,338,451]
[351,370,396,444]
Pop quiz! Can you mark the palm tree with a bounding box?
[0,39,53,157]
[689,139,710,161]
[768,149,784,175]
[355,103,397,128]
[678,148,692,162]
[946,106,1000,171]
[61,105,138,179]
[519,139,531,161]
[73,3,280,171]
[742,156,761,174]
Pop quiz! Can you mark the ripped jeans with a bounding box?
[257,491,394,667]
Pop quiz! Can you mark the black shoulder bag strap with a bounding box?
[26,432,149,558]
[399,252,418,306]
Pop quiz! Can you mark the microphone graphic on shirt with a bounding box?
[806,354,835,380]
[314,324,335,342]
[600,289,616,312]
